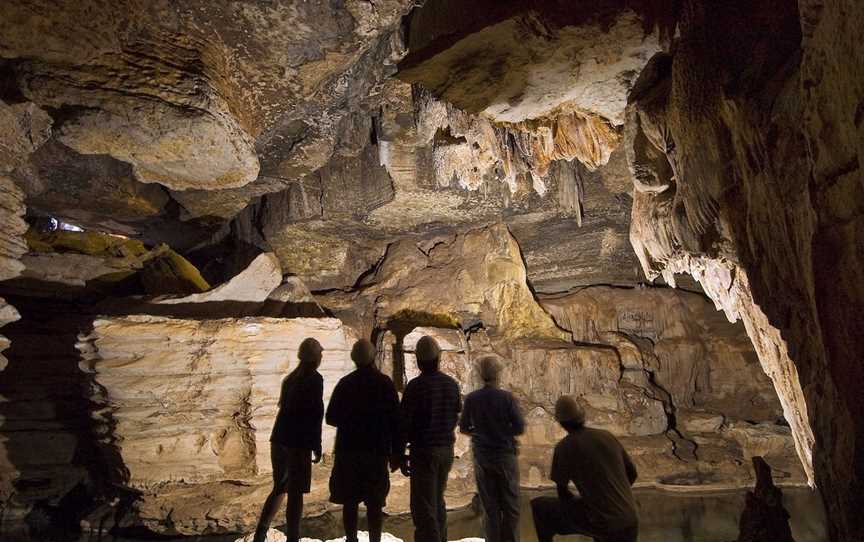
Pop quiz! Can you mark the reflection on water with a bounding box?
[2,487,826,542]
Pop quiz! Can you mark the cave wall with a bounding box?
[624,1,863,539]
[36,226,799,535]
[0,0,857,538]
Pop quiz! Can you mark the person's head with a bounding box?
[297,337,323,371]
[477,355,502,386]
[415,335,441,373]
[555,395,586,432]
[351,338,377,368]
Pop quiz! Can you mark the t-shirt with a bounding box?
[551,427,639,533]
[400,370,462,451]
[459,385,525,453]
[270,371,324,453]
[326,365,402,456]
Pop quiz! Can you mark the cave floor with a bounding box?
[4,487,826,542]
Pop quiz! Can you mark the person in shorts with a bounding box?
[253,338,325,542]
[326,339,402,542]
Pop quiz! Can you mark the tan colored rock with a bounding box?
[78,315,354,488]
[333,224,567,341]
[57,102,259,191]
[156,252,281,305]
[623,4,864,538]
[399,4,663,125]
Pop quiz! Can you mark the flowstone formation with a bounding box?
[0,0,857,540]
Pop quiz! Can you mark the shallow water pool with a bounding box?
[3,487,827,542]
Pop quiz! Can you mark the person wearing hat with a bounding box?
[459,356,525,542]
[253,337,326,542]
[530,396,639,542]
[326,339,402,542]
[399,335,462,542]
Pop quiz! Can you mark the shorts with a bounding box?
[329,450,390,507]
[271,443,312,494]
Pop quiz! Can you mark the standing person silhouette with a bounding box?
[399,335,462,542]
[459,356,525,542]
[326,339,402,542]
[253,338,325,542]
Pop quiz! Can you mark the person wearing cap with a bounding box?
[459,356,525,542]
[399,335,462,542]
[326,339,402,542]
[530,396,639,542]
[253,337,326,542]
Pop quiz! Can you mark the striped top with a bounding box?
[400,369,462,451]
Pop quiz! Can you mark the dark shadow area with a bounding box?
[0,294,130,540]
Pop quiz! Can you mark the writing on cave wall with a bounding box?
[617,308,658,340]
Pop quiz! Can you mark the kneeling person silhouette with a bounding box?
[531,396,639,542]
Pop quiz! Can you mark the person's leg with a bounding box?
[256,443,290,542]
[342,501,360,542]
[285,492,303,542]
[499,452,521,542]
[366,503,385,542]
[530,496,560,542]
[410,448,440,542]
[435,446,454,542]
[474,451,502,542]
[253,489,286,542]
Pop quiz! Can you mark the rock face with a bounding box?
[623,2,864,539]
[77,315,356,534]
[66,284,803,535]
[398,0,665,125]
[0,0,860,540]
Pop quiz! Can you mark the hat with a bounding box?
[555,396,586,425]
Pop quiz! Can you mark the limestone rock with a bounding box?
[319,223,568,341]
[156,252,281,305]
[76,314,357,533]
[20,229,210,296]
[14,139,171,233]
[399,1,664,125]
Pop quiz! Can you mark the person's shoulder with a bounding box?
[585,426,621,446]
[374,368,397,386]
[495,387,515,400]
[464,389,481,402]
[440,372,460,387]
[554,434,573,453]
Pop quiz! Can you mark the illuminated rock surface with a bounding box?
[0,0,859,540]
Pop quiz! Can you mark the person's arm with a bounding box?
[623,448,638,486]
[399,381,416,449]
[508,393,525,436]
[385,378,404,471]
[311,374,324,462]
[325,379,344,428]
[551,445,574,501]
[449,378,462,430]
[458,395,473,435]
[398,382,416,476]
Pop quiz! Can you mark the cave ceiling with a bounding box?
[0,0,678,294]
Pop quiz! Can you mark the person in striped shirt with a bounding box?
[399,336,462,542]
